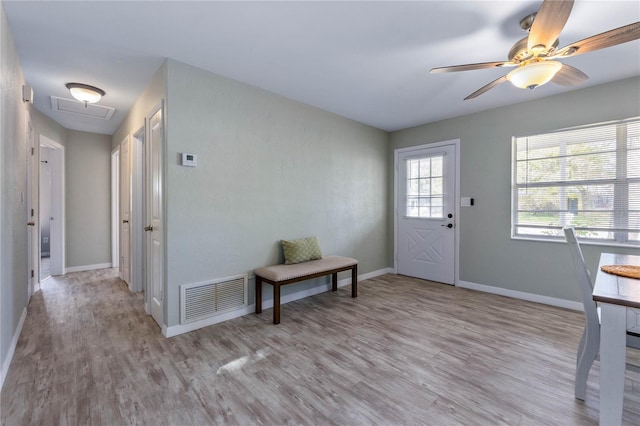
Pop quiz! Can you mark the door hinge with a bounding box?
[31,208,34,217]
[31,147,35,155]
[31,270,34,278]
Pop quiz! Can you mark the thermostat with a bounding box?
[181,153,197,167]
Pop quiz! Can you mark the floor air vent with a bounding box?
[180,274,248,324]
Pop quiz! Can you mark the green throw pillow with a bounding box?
[281,236,323,265]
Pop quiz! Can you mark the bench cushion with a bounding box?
[254,255,358,282]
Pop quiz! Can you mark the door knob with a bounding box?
[122,220,129,224]
[27,222,35,226]
[441,223,453,228]
[144,225,153,232]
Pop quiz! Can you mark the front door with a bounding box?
[146,105,164,327]
[396,142,457,284]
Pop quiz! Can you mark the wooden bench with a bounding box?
[254,255,358,324]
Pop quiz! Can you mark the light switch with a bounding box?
[461,197,474,207]
[181,153,197,167]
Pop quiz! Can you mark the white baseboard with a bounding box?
[1,307,27,391]
[164,305,255,337]
[457,280,583,312]
[164,267,392,337]
[65,262,112,274]
[339,267,394,286]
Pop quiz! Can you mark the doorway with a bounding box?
[111,147,120,269]
[395,140,459,284]
[40,148,51,280]
[40,136,65,280]
[111,128,145,294]
[110,105,164,328]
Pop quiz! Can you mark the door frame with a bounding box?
[393,139,461,285]
[26,111,37,299]
[111,147,120,268]
[39,136,65,277]
[131,126,145,293]
[119,135,131,288]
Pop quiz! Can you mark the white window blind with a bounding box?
[512,117,640,245]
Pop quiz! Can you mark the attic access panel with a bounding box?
[50,96,115,120]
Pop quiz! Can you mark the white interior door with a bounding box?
[146,105,164,327]
[396,143,456,284]
[131,126,145,293]
[119,136,131,287]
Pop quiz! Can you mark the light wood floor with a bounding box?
[2,269,639,425]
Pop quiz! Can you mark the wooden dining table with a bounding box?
[592,252,640,426]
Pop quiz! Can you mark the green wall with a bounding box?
[0,0,27,383]
[65,130,112,268]
[390,76,640,302]
[164,60,390,327]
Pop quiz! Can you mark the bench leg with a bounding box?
[351,264,357,298]
[273,283,281,324]
[332,272,338,291]
[255,275,262,314]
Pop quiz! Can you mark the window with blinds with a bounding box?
[512,117,640,245]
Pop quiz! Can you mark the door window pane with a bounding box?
[405,155,445,218]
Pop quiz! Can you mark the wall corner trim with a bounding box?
[1,307,28,391]
[457,280,583,312]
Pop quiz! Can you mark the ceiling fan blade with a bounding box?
[464,75,509,100]
[552,64,588,86]
[556,21,640,58]
[430,61,512,74]
[528,0,574,52]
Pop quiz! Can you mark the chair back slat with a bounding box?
[563,226,599,327]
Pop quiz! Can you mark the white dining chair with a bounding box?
[563,226,640,400]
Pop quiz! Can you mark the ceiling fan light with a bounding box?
[65,83,105,104]
[507,61,562,90]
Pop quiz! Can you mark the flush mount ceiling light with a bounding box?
[65,83,105,105]
[506,60,562,90]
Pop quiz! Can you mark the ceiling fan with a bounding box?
[430,0,640,100]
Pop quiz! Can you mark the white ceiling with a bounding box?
[3,1,640,135]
